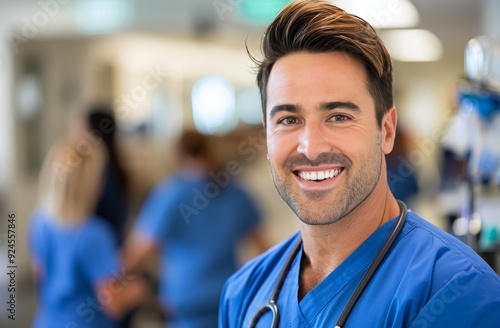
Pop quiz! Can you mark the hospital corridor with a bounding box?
[0,0,499,327]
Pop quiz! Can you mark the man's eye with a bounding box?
[278,117,299,125]
[330,115,350,122]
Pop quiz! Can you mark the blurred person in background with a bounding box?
[123,130,268,328]
[88,106,136,328]
[68,105,130,247]
[28,140,145,328]
[68,104,136,327]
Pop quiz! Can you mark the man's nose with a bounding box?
[296,122,333,160]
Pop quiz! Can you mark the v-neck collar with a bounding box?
[291,216,399,326]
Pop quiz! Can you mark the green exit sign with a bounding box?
[239,0,291,24]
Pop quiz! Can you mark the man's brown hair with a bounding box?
[255,0,393,128]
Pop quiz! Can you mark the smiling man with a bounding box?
[219,1,500,327]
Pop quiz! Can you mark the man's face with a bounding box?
[265,51,391,225]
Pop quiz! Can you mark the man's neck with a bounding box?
[298,189,399,300]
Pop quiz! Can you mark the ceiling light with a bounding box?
[380,29,443,62]
[75,0,133,35]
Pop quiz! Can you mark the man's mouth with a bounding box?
[294,168,344,181]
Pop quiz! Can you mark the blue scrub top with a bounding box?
[134,173,261,325]
[28,208,121,328]
[220,211,500,327]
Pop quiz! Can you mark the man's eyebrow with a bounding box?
[319,101,361,112]
[269,104,302,119]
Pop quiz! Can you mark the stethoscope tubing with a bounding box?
[249,200,408,328]
[334,200,407,327]
[249,239,302,328]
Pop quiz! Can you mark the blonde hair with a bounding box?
[38,140,106,225]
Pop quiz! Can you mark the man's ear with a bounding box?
[381,107,397,155]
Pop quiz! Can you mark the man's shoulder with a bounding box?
[404,212,500,326]
[402,211,497,276]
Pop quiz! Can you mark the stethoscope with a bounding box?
[249,200,408,328]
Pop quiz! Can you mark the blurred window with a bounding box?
[191,76,237,135]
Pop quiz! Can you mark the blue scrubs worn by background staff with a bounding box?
[126,130,265,328]
[29,209,121,328]
[134,173,262,326]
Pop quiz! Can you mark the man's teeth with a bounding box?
[299,169,341,181]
